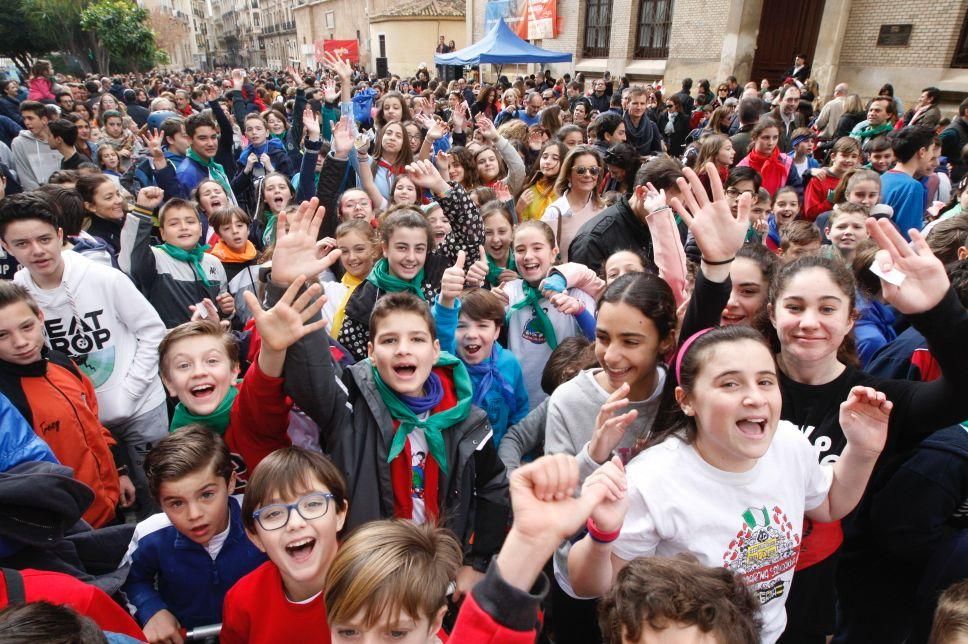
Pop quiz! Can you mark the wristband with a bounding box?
[435,186,454,199]
[116,465,129,477]
[701,256,735,266]
[586,517,621,544]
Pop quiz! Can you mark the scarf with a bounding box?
[373,354,473,474]
[624,113,656,152]
[508,281,558,349]
[237,136,285,165]
[855,122,893,141]
[159,242,212,285]
[465,347,516,409]
[170,387,238,435]
[330,272,363,339]
[187,148,233,201]
[366,258,426,300]
[486,253,517,286]
[747,147,788,196]
[262,212,277,247]
[210,240,257,263]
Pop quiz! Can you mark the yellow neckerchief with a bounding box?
[330,272,364,339]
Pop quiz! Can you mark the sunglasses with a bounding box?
[573,165,601,176]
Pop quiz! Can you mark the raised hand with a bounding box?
[475,113,499,141]
[322,78,338,103]
[243,275,328,352]
[434,150,451,177]
[259,153,274,173]
[587,382,640,464]
[189,298,220,322]
[270,197,342,285]
[302,106,320,141]
[142,129,166,164]
[405,159,450,195]
[840,386,892,458]
[866,217,950,314]
[465,245,489,286]
[231,68,245,91]
[451,102,468,131]
[136,186,165,210]
[332,116,354,158]
[491,281,510,306]
[216,291,236,317]
[583,456,629,533]
[322,51,352,80]
[439,250,466,307]
[206,83,220,102]
[670,163,750,265]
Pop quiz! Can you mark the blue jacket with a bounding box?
[433,298,529,443]
[0,391,57,472]
[854,292,898,368]
[120,496,266,628]
[121,149,186,200]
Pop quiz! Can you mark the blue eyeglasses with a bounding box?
[252,492,335,531]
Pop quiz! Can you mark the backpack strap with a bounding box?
[2,568,25,604]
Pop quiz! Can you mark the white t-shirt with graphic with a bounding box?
[611,422,833,644]
[504,280,597,409]
[408,421,430,524]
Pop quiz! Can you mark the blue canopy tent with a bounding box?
[434,18,572,72]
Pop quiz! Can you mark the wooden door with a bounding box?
[750,0,826,86]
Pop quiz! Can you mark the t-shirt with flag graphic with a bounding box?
[611,421,833,644]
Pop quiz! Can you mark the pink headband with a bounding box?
[674,328,714,383]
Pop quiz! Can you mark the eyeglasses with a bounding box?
[252,492,335,531]
[542,95,554,100]
[573,166,601,176]
[725,188,755,198]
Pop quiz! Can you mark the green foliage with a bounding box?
[80,0,159,72]
[0,0,61,75]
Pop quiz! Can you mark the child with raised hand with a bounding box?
[159,273,328,477]
[123,426,266,644]
[567,325,893,643]
[337,159,484,361]
[222,447,349,644]
[503,220,598,408]
[121,192,233,328]
[433,253,529,445]
[263,199,509,601]
[207,206,261,324]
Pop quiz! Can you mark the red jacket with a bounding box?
[803,173,842,221]
[0,568,145,640]
[223,359,292,478]
[0,351,120,527]
[448,560,546,643]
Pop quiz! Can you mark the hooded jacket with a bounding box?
[14,250,167,426]
[0,350,121,528]
[271,284,509,570]
[10,129,61,190]
[0,392,57,473]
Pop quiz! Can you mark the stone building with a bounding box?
[468,0,968,103]
[369,0,466,77]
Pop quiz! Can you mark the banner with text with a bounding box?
[315,39,360,64]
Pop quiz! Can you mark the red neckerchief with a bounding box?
[388,367,457,522]
[378,158,402,175]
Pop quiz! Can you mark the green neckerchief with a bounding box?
[486,253,517,286]
[170,386,238,435]
[186,148,233,200]
[371,352,472,474]
[366,257,426,300]
[508,281,558,350]
[263,211,277,247]
[159,242,212,285]
[856,122,893,141]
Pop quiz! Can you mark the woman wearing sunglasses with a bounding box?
[541,145,606,261]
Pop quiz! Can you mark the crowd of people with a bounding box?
[0,49,966,644]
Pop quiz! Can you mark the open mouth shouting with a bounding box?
[735,417,767,439]
[285,536,317,563]
[190,383,217,400]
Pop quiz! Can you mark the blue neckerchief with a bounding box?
[465,347,516,410]
[397,371,444,414]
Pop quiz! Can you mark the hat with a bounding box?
[418,62,428,69]
[0,461,94,546]
[146,110,179,132]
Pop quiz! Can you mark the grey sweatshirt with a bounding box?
[11,129,61,190]
[544,367,667,480]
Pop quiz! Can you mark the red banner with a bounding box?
[315,39,360,64]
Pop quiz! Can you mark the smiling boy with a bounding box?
[121,195,232,328]
[265,199,509,600]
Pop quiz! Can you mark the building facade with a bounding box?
[293,0,385,70]
[468,0,968,103]
[261,0,299,68]
[369,0,466,76]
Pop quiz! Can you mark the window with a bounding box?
[634,0,672,58]
[954,7,968,68]
[325,10,335,29]
[582,0,612,57]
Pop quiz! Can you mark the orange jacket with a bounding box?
[0,351,120,527]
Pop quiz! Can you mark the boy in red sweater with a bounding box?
[222,447,348,644]
[803,137,862,220]
[158,275,325,477]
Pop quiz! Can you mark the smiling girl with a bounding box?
[76,173,128,260]
[568,324,893,644]
[737,119,801,197]
[516,141,565,222]
[481,201,518,287]
[322,220,379,340]
[473,114,526,201]
[764,186,801,252]
[369,122,414,203]
[504,220,597,407]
